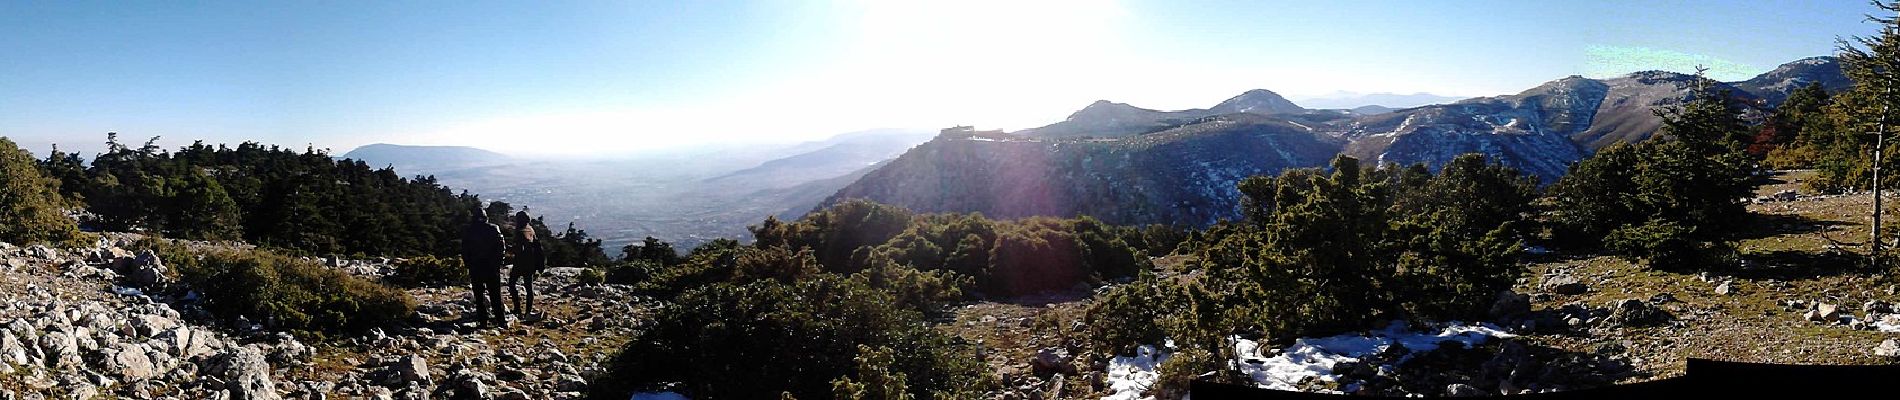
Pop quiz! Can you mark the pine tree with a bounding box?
[0,137,81,245]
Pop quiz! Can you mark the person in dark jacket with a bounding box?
[461,205,508,327]
[508,211,547,317]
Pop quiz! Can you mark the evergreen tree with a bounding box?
[0,137,81,245]
[1759,82,1836,165]
[1805,1,1900,191]
[621,236,681,266]
[165,169,244,240]
[1548,68,1754,268]
[47,133,560,258]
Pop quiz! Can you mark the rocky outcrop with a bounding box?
[1731,56,1850,105]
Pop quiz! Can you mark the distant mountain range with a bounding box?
[1015,89,1308,138]
[340,144,511,172]
[825,56,1851,228]
[341,129,932,252]
[1291,91,1468,110]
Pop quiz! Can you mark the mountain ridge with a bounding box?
[824,56,1849,227]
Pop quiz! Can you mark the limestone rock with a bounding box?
[1876,339,1900,358]
[1488,290,1531,321]
[1543,275,1588,295]
[107,343,159,382]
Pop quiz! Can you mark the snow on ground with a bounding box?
[111,285,144,296]
[1234,321,1513,393]
[1102,343,1171,400]
[631,392,688,400]
[1875,314,1900,333]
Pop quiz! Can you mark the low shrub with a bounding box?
[594,276,988,399]
[168,247,414,339]
[1084,275,1181,356]
[385,255,467,287]
[577,267,605,285]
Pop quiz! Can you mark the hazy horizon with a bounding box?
[2,1,1878,157]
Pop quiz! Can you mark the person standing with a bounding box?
[461,205,508,327]
[508,210,547,318]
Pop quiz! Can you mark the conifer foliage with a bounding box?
[0,137,81,245]
[41,135,467,255]
[1548,71,1755,268]
[1761,2,1900,191]
[1187,154,1536,342]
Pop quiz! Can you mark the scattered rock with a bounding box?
[1488,291,1531,321]
[38,330,80,370]
[105,343,158,382]
[1806,302,1843,324]
[117,250,170,288]
[1772,189,1799,202]
[1604,299,1669,328]
[1864,300,1892,315]
[208,346,281,400]
[1447,383,1485,397]
[1030,347,1075,377]
[1543,275,1588,295]
[1714,281,1734,295]
[1877,339,1900,358]
[555,374,587,392]
[385,355,430,386]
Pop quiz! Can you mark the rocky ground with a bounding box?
[0,234,646,400]
[1508,170,1900,380]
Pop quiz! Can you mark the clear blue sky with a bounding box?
[0,0,1882,156]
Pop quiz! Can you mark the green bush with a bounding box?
[1153,346,1220,399]
[577,267,606,285]
[750,202,1152,300]
[850,249,969,318]
[830,345,916,400]
[385,256,468,287]
[0,137,81,246]
[1546,74,1753,268]
[166,246,414,339]
[1187,154,1533,343]
[1603,219,1735,269]
[1084,275,1181,356]
[595,276,988,399]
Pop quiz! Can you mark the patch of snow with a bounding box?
[111,286,143,297]
[1875,314,1900,333]
[631,392,688,400]
[1102,344,1171,400]
[1233,321,1513,393]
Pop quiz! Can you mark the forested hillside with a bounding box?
[36,134,608,262]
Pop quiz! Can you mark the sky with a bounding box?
[0,0,1885,157]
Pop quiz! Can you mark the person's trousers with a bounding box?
[509,272,536,315]
[471,272,506,322]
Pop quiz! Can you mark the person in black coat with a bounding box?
[461,206,507,326]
